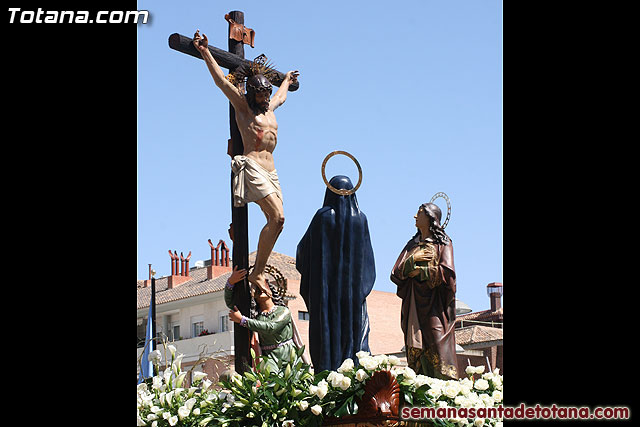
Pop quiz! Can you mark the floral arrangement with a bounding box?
[137,344,503,427]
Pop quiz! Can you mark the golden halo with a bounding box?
[321,150,363,196]
[429,192,452,229]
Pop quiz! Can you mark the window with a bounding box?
[192,315,205,338]
[219,314,229,332]
[171,323,180,341]
[298,311,310,321]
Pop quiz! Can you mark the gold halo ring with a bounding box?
[429,192,452,229]
[321,150,363,196]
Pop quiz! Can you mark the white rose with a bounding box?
[338,376,351,390]
[316,384,328,399]
[427,388,441,399]
[373,354,389,367]
[414,375,429,388]
[282,421,295,427]
[330,372,345,388]
[360,357,378,371]
[480,393,494,407]
[298,400,309,411]
[465,366,476,375]
[403,367,417,380]
[355,369,369,382]
[168,416,178,426]
[474,366,485,375]
[308,385,318,395]
[492,390,503,402]
[387,355,400,365]
[474,379,490,391]
[473,418,484,427]
[178,406,190,420]
[311,405,323,416]
[355,350,370,360]
[443,382,461,399]
[454,395,467,407]
[337,358,354,373]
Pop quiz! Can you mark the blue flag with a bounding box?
[138,302,154,384]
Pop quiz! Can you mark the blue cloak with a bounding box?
[296,175,376,372]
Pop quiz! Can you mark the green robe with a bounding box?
[225,286,296,370]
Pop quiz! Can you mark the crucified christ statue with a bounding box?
[193,29,299,293]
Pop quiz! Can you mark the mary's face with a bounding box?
[414,208,431,230]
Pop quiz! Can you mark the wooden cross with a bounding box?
[168,10,298,374]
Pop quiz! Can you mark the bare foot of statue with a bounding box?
[247,270,269,294]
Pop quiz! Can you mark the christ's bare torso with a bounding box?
[235,108,278,172]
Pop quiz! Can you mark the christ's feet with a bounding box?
[248,271,271,297]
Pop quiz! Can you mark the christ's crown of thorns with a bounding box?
[226,54,279,86]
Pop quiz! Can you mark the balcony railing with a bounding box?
[137,330,234,368]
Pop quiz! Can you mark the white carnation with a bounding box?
[149,349,162,365]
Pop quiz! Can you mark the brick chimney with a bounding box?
[486,282,503,312]
[207,238,232,279]
[167,249,192,289]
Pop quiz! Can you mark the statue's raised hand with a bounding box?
[286,70,299,84]
[193,30,209,54]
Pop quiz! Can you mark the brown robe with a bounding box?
[390,236,459,379]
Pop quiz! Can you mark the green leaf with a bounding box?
[264,388,277,403]
[333,396,353,417]
[404,391,413,405]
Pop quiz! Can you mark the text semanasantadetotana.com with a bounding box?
[8,7,149,24]
[402,403,631,421]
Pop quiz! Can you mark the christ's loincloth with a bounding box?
[231,155,283,207]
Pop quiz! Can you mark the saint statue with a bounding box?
[390,200,459,379]
[296,174,376,372]
[226,266,307,371]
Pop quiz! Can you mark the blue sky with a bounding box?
[137,0,502,312]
